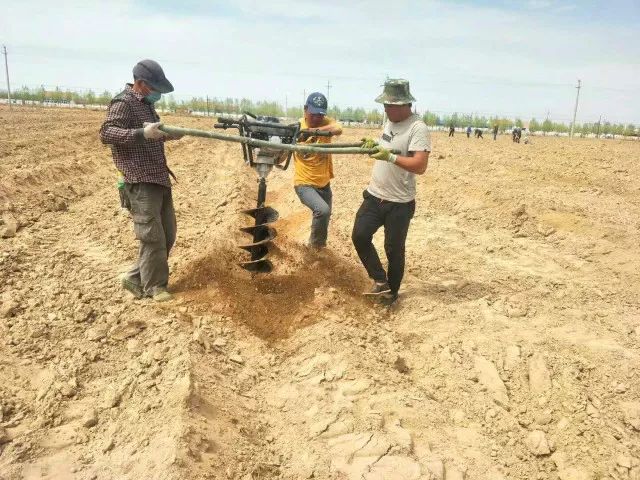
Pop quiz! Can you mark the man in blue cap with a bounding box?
[293,92,342,248]
[100,59,182,302]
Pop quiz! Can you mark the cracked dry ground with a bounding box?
[0,106,639,480]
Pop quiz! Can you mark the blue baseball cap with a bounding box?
[305,92,328,115]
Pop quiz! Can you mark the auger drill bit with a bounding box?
[206,113,336,273]
[239,177,278,272]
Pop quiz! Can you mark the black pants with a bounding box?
[352,190,415,295]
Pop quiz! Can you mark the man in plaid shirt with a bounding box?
[100,59,182,302]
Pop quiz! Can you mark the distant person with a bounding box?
[353,79,430,307]
[493,124,499,140]
[474,128,483,139]
[293,92,343,249]
[522,128,531,144]
[449,124,455,137]
[466,125,472,138]
[99,59,183,302]
[512,127,521,143]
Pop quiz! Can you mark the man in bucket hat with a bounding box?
[99,59,182,302]
[352,79,431,306]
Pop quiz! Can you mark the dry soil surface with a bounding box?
[0,106,639,480]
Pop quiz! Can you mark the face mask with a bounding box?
[144,91,161,104]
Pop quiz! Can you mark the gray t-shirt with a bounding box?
[367,114,431,203]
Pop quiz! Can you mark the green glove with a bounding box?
[370,146,397,163]
[360,137,378,149]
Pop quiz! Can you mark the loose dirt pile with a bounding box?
[0,106,638,479]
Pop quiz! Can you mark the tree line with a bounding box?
[2,85,637,136]
[423,111,638,137]
[1,86,384,123]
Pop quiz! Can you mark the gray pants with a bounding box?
[124,183,176,295]
[295,184,332,247]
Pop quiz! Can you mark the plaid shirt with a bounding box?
[100,84,171,188]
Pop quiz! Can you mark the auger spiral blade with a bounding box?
[238,228,277,251]
[239,225,277,239]
[239,257,273,273]
[239,176,278,273]
[240,206,279,224]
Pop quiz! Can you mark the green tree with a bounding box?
[286,106,303,119]
[422,111,439,126]
[366,109,383,124]
[98,90,112,104]
[17,86,31,102]
[529,119,540,132]
[51,87,64,102]
[613,124,625,136]
[624,124,637,137]
[167,95,177,112]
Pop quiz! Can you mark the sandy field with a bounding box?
[0,106,639,480]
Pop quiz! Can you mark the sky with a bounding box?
[1,0,639,124]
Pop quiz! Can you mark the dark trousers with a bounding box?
[351,190,415,295]
[124,183,176,295]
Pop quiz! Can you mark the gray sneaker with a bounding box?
[120,275,143,299]
[380,292,399,307]
[363,281,391,296]
[151,287,174,302]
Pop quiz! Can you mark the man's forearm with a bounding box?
[100,124,144,145]
[393,153,429,174]
[317,124,342,135]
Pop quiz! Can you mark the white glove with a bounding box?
[143,122,167,140]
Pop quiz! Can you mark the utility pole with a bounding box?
[2,45,11,110]
[570,79,581,138]
[596,115,602,138]
[326,80,331,107]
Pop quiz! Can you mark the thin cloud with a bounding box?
[1,0,638,123]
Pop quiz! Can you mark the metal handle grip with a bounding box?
[299,129,332,137]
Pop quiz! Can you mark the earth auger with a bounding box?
[159,118,398,273]
[213,114,327,272]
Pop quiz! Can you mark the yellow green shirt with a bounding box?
[293,117,341,187]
